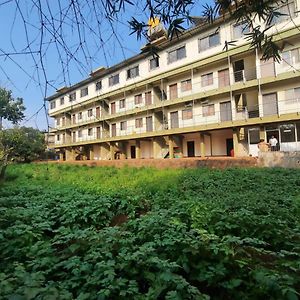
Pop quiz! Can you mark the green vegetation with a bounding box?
[1,164,300,299]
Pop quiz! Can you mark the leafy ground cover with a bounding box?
[1,164,300,299]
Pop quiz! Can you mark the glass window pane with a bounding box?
[209,33,220,47]
[280,124,296,142]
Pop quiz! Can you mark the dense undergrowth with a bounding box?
[0,164,300,299]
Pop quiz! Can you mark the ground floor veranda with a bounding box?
[57,121,300,161]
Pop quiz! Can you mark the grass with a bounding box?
[1,163,300,299]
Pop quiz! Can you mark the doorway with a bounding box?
[226,138,234,156]
[130,146,136,159]
[187,141,195,157]
[266,130,280,151]
[220,101,232,122]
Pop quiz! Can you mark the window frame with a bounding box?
[134,94,143,105]
[202,104,215,117]
[88,128,93,136]
[87,109,93,117]
[60,97,64,106]
[149,56,159,70]
[120,121,127,131]
[109,73,120,86]
[119,99,126,109]
[69,92,76,102]
[198,32,220,52]
[95,81,102,91]
[80,87,88,98]
[182,108,193,120]
[127,65,139,79]
[50,100,56,109]
[135,117,143,128]
[201,72,214,87]
[181,79,192,92]
[167,45,186,64]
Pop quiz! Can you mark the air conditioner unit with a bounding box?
[201,99,209,105]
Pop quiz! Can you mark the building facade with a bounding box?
[47,1,300,161]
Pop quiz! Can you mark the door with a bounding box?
[111,102,116,114]
[145,91,152,105]
[233,60,244,82]
[260,58,275,77]
[218,69,230,88]
[169,84,178,100]
[96,127,101,139]
[266,130,280,151]
[146,116,153,132]
[226,138,234,156]
[111,123,116,137]
[187,141,195,157]
[72,131,76,142]
[170,111,179,128]
[220,101,232,122]
[130,146,136,159]
[263,93,278,116]
[96,106,100,118]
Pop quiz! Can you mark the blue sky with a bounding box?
[0,0,213,130]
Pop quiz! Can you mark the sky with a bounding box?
[0,0,213,131]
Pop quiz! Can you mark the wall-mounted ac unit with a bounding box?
[200,99,209,105]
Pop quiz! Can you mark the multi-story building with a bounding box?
[47,1,300,161]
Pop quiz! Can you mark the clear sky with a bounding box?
[0,0,213,131]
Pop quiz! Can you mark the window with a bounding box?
[78,130,82,138]
[56,134,60,141]
[72,114,76,124]
[280,124,296,142]
[269,1,296,25]
[248,128,260,144]
[181,79,192,92]
[60,97,64,105]
[145,91,152,105]
[199,32,220,52]
[127,65,139,79]
[201,73,214,87]
[134,94,143,105]
[69,92,76,102]
[285,87,300,104]
[88,128,93,136]
[78,112,82,120]
[149,56,159,70]
[135,118,143,128]
[80,87,88,97]
[50,100,56,109]
[182,108,193,120]
[203,104,215,117]
[109,74,119,86]
[282,48,300,67]
[232,22,250,39]
[169,84,178,100]
[168,46,186,64]
[95,81,102,91]
[88,109,93,117]
[119,99,126,109]
[57,118,60,126]
[120,121,127,131]
[62,117,65,126]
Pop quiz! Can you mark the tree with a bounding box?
[0,88,25,130]
[0,127,46,179]
[0,0,292,98]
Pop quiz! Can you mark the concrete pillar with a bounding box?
[136,140,141,159]
[65,147,74,161]
[90,145,94,160]
[233,128,239,157]
[259,126,265,140]
[59,152,64,161]
[200,133,205,158]
[153,138,161,159]
[110,142,115,160]
[168,136,174,159]
[100,143,110,160]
